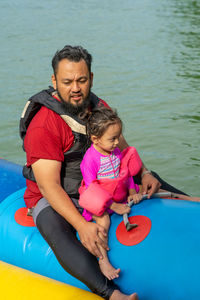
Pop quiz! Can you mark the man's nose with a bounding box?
[71,81,80,92]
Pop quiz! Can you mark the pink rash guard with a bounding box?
[79,146,142,221]
[80,145,134,188]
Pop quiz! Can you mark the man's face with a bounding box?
[52,58,93,114]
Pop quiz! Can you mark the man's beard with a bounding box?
[57,90,91,117]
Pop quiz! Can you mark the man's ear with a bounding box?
[91,135,98,144]
[90,72,94,88]
[51,74,57,90]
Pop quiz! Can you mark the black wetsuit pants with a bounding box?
[35,205,118,299]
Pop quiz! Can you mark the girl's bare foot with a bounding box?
[99,258,120,280]
[110,290,139,300]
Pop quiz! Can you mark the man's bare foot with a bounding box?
[99,258,120,280]
[109,290,139,300]
[190,197,200,202]
[174,194,200,202]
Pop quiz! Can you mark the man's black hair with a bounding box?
[52,45,92,76]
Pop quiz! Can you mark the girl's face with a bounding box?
[92,122,122,155]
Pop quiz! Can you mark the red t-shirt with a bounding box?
[24,97,109,207]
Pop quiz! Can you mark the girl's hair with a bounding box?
[87,106,122,138]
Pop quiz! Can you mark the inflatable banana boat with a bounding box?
[0,158,200,300]
[0,260,101,300]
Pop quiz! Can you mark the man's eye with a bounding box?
[79,78,87,83]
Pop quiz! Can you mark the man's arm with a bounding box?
[118,134,161,197]
[118,134,129,151]
[32,158,108,258]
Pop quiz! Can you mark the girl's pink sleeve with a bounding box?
[80,150,100,187]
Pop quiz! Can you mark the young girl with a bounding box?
[79,107,200,281]
[79,107,143,280]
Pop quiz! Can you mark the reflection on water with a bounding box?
[0,0,199,196]
[172,113,200,123]
[190,156,200,167]
[169,0,200,91]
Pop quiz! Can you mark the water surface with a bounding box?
[0,0,199,196]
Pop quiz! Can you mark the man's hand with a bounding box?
[32,159,108,259]
[142,173,161,198]
[78,221,109,259]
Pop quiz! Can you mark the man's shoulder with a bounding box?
[98,98,111,109]
[27,105,70,134]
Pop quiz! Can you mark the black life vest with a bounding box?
[20,86,101,201]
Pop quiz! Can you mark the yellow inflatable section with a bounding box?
[0,261,102,300]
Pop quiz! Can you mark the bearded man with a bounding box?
[20,45,186,300]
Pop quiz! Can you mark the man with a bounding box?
[20,45,185,300]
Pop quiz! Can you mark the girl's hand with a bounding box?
[110,202,131,215]
[127,193,142,204]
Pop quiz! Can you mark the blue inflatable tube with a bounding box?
[0,159,25,202]
[0,159,200,299]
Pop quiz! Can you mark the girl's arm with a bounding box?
[127,188,143,204]
[80,150,99,187]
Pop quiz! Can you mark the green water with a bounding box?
[0,0,199,196]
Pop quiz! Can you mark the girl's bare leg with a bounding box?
[93,213,120,280]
